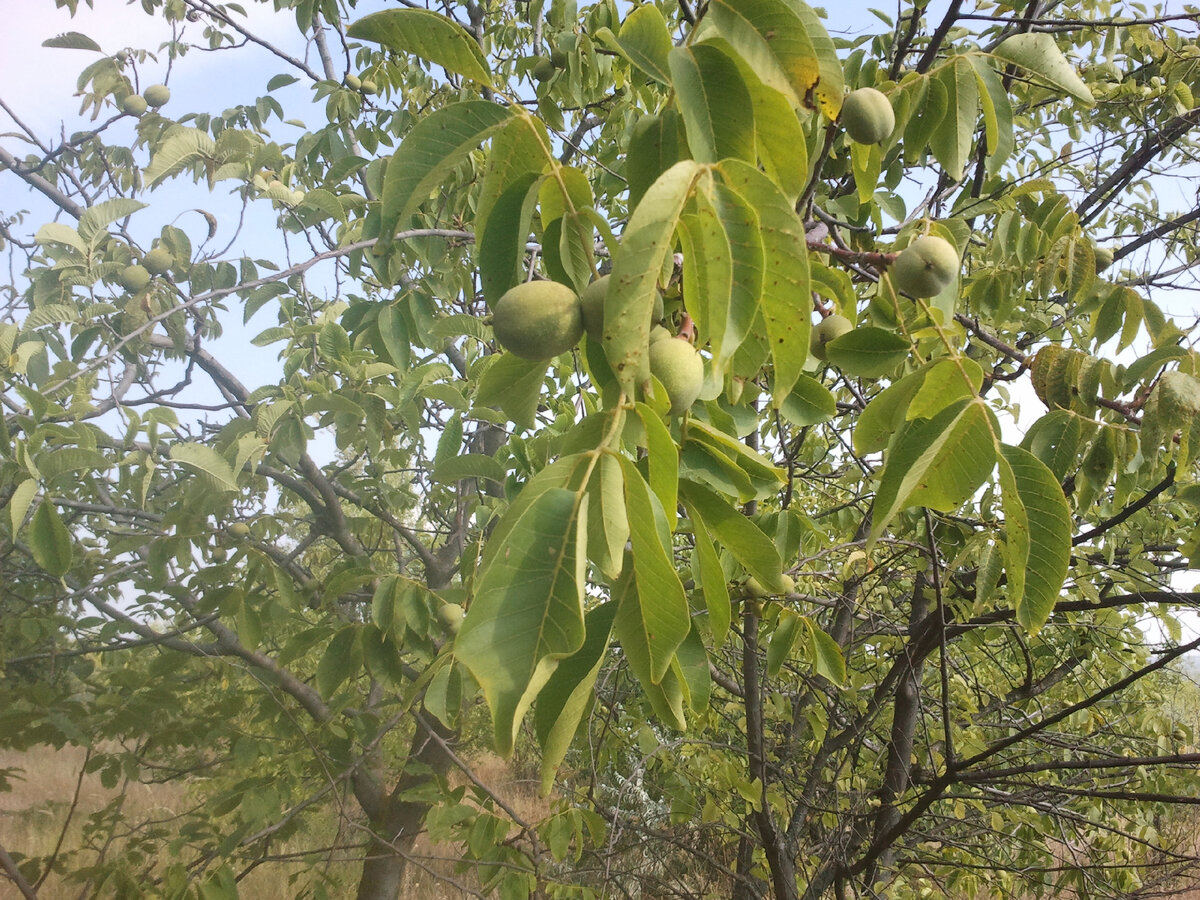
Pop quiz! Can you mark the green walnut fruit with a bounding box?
[142,247,173,276]
[360,80,378,95]
[344,73,362,91]
[649,324,673,345]
[143,84,171,107]
[580,275,610,342]
[121,94,148,117]
[228,522,251,539]
[119,264,152,292]
[809,314,853,361]
[1093,246,1114,272]
[532,57,557,82]
[743,573,795,598]
[550,49,569,68]
[438,603,465,635]
[491,280,584,360]
[649,336,704,417]
[891,235,959,298]
[840,87,895,144]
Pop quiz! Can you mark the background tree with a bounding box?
[3,1,1200,899]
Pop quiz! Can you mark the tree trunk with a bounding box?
[354,714,456,900]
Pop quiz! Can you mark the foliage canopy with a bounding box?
[3,1,1200,899]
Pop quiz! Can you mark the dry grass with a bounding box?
[0,746,549,899]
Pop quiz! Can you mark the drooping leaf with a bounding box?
[680,480,786,591]
[669,44,756,165]
[678,187,735,365]
[997,444,1071,633]
[144,128,217,187]
[779,374,836,426]
[586,452,629,581]
[928,57,979,181]
[718,160,811,398]
[31,500,72,576]
[432,454,507,486]
[637,402,679,523]
[478,172,542,306]
[617,457,691,684]
[869,400,997,544]
[803,618,845,684]
[456,487,588,756]
[534,601,617,795]
[690,508,732,646]
[316,626,362,699]
[347,9,491,85]
[605,161,703,394]
[614,4,673,85]
[993,33,1095,104]
[378,101,513,245]
[475,353,549,432]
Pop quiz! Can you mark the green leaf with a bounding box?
[43,31,102,51]
[767,609,803,677]
[534,601,616,795]
[78,198,147,243]
[475,353,549,432]
[170,443,239,492]
[7,480,38,532]
[826,327,909,378]
[31,500,72,576]
[299,188,346,224]
[969,54,1015,176]
[803,618,845,684]
[718,160,811,398]
[678,187,735,365]
[907,357,984,420]
[316,626,361,699]
[378,101,513,245]
[709,0,842,119]
[478,172,542,306]
[617,457,691,684]
[853,369,926,455]
[456,487,588,756]
[611,565,687,730]
[779,374,836,426]
[993,33,1094,104]
[586,452,629,582]
[680,480,786,591]
[35,223,88,255]
[690,514,731,646]
[928,57,979,181]
[144,128,217,187]
[637,402,679,524]
[432,454,507,486]
[869,400,997,544]
[614,4,673,85]
[625,109,690,211]
[997,444,1071,633]
[477,117,550,241]
[669,44,756,165]
[346,9,491,85]
[375,303,410,369]
[605,161,703,394]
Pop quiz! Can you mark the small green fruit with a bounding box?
[810,314,853,361]
[143,84,171,107]
[345,73,362,91]
[532,57,556,82]
[228,523,251,539]
[119,264,152,292]
[142,247,173,275]
[649,325,673,345]
[891,235,959,298]
[1093,246,1114,272]
[491,281,584,360]
[839,87,895,144]
[550,49,569,68]
[580,275,610,342]
[743,574,794,598]
[360,80,378,95]
[121,94,148,117]
[649,337,704,416]
[438,603,465,634]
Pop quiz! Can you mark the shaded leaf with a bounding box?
[347,9,491,85]
[31,500,72,576]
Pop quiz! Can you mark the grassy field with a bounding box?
[0,745,548,899]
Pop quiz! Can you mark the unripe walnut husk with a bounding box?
[581,275,663,342]
[840,87,895,145]
[649,336,704,416]
[142,247,173,275]
[891,235,959,298]
[143,84,170,107]
[345,73,362,91]
[491,281,584,360]
[121,94,148,117]
[532,57,556,82]
[119,264,152,292]
[810,314,853,361]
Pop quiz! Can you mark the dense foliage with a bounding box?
[3,1,1200,898]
